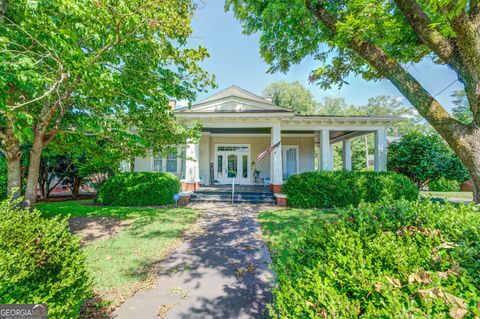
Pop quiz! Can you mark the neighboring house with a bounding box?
[130,85,401,192]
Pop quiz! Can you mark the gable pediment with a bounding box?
[175,85,294,113]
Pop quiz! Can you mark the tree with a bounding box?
[388,132,469,189]
[317,96,350,116]
[263,80,317,114]
[1,0,214,208]
[227,0,480,202]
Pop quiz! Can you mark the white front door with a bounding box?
[215,145,250,184]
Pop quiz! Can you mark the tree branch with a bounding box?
[448,12,480,124]
[306,0,469,150]
[393,0,460,71]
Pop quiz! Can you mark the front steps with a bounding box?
[190,190,276,204]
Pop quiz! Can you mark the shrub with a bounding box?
[0,199,91,318]
[268,200,480,318]
[0,157,7,200]
[97,172,180,206]
[429,177,461,192]
[283,171,418,208]
[387,132,469,188]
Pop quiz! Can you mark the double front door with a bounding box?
[215,145,250,184]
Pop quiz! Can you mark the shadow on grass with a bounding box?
[36,199,176,219]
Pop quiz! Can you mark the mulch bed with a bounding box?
[37,193,97,202]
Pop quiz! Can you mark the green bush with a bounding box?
[0,157,7,200]
[283,171,418,208]
[429,177,461,192]
[269,200,480,318]
[0,199,91,318]
[97,172,180,206]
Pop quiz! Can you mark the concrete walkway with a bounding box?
[113,203,276,319]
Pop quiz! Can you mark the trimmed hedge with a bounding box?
[283,171,418,208]
[429,177,461,192]
[0,199,91,317]
[97,172,180,206]
[268,200,480,318]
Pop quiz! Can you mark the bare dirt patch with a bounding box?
[69,217,133,245]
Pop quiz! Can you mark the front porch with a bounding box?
[181,123,391,193]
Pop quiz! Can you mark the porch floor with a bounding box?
[197,184,271,194]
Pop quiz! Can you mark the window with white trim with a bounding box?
[152,147,186,178]
[166,152,177,173]
[153,156,163,172]
[282,146,299,179]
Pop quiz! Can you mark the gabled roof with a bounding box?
[175,85,294,113]
[199,85,273,105]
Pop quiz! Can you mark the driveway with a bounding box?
[113,203,277,319]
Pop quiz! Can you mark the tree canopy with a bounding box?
[388,132,469,188]
[263,80,317,114]
[1,0,214,207]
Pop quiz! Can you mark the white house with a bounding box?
[131,85,402,193]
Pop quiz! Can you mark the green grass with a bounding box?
[36,200,199,305]
[259,208,335,251]
[420,191,473,201]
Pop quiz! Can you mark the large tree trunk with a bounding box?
[452,127,480,202]
[4,130,22,200]
[23,136,44,209]
[72,176,82,198]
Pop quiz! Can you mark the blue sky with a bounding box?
[189,1,464,110]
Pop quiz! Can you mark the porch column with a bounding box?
[330,143,335,170]
[319,129,332,171]
[315,132,320,171]
[342,139,352,171]
[270,124,283,193]
[374,128,387,172]
[184,141,200,191]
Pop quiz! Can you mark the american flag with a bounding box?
[256,141,281,162]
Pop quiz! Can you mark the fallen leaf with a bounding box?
[374,282,383,292]
[439,242,457,249]
[444,292,466,309]
[449,307,467,319]
[386,276,402,288]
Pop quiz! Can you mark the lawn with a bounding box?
[420,191,473,202]
[36,200,199,308]
[258,208,333,246]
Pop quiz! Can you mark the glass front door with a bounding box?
[227,154,238,178]
[215,145,250,184]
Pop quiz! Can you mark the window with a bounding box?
[242,155,248,178]
[282,146,298,179]
[166,152,177,173]
[217,155,223,177]
[153,157,162,172]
